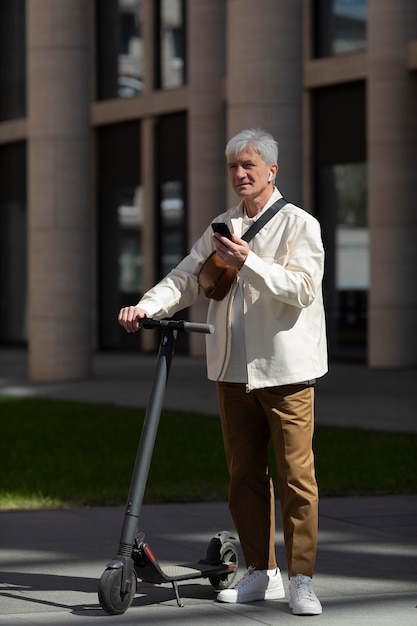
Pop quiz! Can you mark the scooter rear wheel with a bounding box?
[208,540,239,590]
[98,567,137,615]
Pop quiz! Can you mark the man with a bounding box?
[118,128,327,616]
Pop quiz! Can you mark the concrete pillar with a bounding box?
[368,0,417,367]
[226,0,303,206]
[27,0,93,380]
[140,1,156,353]
[141,116,157,353]
[187,0,227,354]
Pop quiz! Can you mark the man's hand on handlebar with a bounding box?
[118,306,149,333]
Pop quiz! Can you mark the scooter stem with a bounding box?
[118,328,177,554]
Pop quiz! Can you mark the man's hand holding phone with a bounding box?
[211,222,248,269]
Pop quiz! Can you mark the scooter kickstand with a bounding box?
[172,580,184,608]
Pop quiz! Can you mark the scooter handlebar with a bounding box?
[140,318,214,334]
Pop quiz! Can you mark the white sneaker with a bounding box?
[217,566,285,603]
[289,574,322,615]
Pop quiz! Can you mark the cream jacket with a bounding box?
[137,189,328,390]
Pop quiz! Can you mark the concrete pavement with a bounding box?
[1,347,417,624]
[1,497,417,625]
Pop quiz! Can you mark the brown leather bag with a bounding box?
[197,197,287,301]
[197,251,238,301]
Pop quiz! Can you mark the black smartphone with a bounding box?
[212,222,232,240]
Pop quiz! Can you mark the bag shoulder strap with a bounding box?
[241,197,287,242]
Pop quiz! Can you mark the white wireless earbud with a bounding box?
[268,171,273,182]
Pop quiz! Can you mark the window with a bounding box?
[333,162,368,351]
[155,114,187,279]
[315,0,367,58]
[155,113,188,352]
[334,163,368,291]
[0,142,27,344]
[160,180,185,276]
[97,121,142,350]
[314,82,367,359]
[156,0,186,89]
[0,0,26,120]
[96,0,144,100]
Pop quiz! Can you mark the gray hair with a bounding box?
[225,128,279,165]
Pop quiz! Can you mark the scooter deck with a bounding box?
[133,541,236,584]
[137,562,234,584]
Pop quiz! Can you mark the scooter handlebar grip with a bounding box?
[140,318,214,334]
[181,321,214,334]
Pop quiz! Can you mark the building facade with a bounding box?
[0,0,416,381]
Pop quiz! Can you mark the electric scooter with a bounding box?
[98,318,239,615]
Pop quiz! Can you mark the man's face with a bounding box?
[227,145,275,202]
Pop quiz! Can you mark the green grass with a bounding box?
[1,397,416,509]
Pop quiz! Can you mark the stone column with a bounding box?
[226,0,303,207]
[140,116,157,353]
[27,0,93,380]
[367,0,417,367]
[187,0,226,354]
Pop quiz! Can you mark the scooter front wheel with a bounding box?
[98,567,137,615]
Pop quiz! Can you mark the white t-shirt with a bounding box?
[222,210,256,383]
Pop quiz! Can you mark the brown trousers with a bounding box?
[216,382,319,578]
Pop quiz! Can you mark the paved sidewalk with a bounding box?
[1,496,417,625]
[1,348,416,624]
